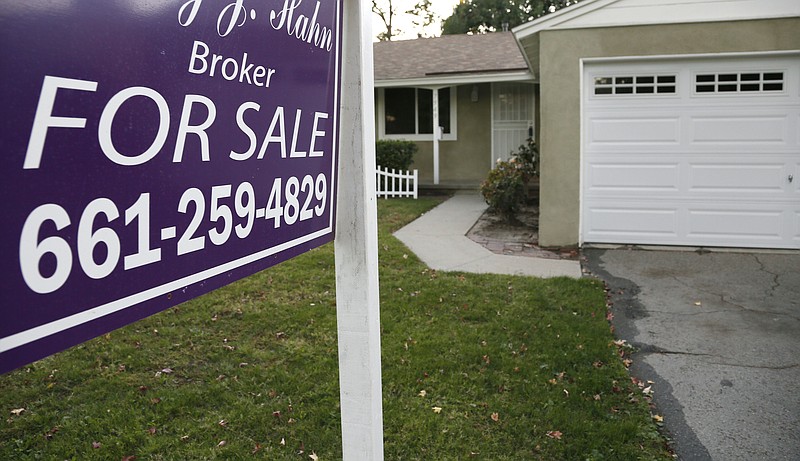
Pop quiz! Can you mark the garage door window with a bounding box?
[695,72,784,94]
[594,75,676,96]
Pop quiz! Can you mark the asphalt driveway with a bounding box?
[583,248,800,461]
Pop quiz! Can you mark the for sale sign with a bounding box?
[0,0,343,373]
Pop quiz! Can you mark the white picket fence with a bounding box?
[375,166,418,199]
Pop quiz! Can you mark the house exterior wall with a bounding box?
[524,18,800,247]
[412,83,492,187]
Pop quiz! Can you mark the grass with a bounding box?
[1,197,671,460]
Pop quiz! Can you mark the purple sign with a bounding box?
[0,0,343,373]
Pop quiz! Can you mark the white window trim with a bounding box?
[377,87,458,141]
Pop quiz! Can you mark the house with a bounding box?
[375,0,800,250]
[373,32,535,188]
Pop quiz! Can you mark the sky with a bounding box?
[371,0,462,41]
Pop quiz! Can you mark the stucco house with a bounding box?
[373,32,535,187]
[375,0,800,250]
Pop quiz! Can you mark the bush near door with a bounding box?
[375,140,418,171]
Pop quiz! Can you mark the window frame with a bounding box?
[377,87,458,141]
[693,70,786,95]
[592,74,678,97]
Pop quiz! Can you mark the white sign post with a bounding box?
[335,0,384,459]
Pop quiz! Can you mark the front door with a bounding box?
[492,82,535,165]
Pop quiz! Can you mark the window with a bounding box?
[594,75,676,96]
[381,87,456,140]
[695,71,785,94]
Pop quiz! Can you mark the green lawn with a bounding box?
[1,197,671,460]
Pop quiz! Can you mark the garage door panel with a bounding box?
[583,203,678,240]
[690,115,790,144]
[582,55,800,249]
[686,208,784,241]
[586,163,680,194]
[687,163,787,195]
[589,116,681,144]
[794,212,800,242]
[795,162,800,196]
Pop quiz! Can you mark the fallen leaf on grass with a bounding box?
[309,453,319,461]
[92,441,101,449]
[418,390,427,397]
[44,426,60,440]
[217,440,227,448]
[546,430,563,440]
[490,412,500,422]
[10,408,24,416]
[432,407,442,414]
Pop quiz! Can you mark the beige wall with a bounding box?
[527,18,800,247]
[412,83,493,187]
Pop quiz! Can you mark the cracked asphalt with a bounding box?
[583,248,800,461]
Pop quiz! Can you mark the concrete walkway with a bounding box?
[394,192,582,278]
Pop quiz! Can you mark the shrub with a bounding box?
[376,140,417,171]
[479,137,539,221]
[515,136,538,177]
[480,158,526,221]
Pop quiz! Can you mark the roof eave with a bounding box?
[513,0,800,39]
[374,70,536,88]
[513,0,618,39]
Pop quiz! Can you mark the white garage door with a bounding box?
[582,54,800,249]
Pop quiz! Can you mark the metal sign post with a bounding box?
[335,1,384,458]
